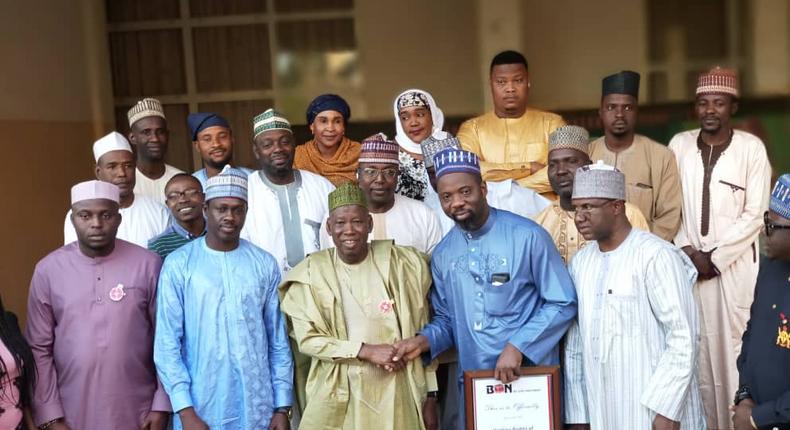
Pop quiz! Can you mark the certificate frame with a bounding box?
[464,366,562,430]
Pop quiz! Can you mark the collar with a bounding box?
[259,169,302,191]
[459,207,497,240]
[171,219,207,240]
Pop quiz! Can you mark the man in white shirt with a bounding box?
[564,162,705,430]
[241,109,334,274]
[127,97,184,202]
[320,135,442,254]
[64,132,169,248]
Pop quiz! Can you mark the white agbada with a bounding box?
[64,194,170,248]
[242,169,334,273]
[564,228,706,429]
[669,129,770,428]
[133,164,184,203]
[423,179,551,236]
[320,194,442,254]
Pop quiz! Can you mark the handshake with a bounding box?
[357,335,430,372]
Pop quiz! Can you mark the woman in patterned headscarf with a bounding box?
[392,89,449,201]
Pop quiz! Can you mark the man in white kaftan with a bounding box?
[564,162,706,429]
[669,67,771,429]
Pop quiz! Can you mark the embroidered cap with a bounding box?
[572,160,626,201]
[328,181,367,212]
[696,67,739,97]
[433,148,481,179]
[548,125,590,156]
[127,98,166,127]
[770,174,790,220]
[253,108,291,139]
[204,165,248,202]
[358,135,400,165]
[421,136,461,168]
[396,91,430,111]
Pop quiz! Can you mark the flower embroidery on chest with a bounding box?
[378,299,395,314]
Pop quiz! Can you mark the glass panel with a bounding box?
[275,19,362,123]
[189,0,266,17]
[197,100,274,170]
[274,0,353,13]
[648,71,669,103]
[106,0,180,22]
[192,25,272,92]
[109,29,187,97]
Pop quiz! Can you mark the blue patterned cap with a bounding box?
[770,174,790,220]
[433,148,481,179]
[205,165,248,202]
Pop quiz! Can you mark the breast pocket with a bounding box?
[604,284,639,338]
[715,178,746,219]
[484,281,517,316]
[626,183,654,217]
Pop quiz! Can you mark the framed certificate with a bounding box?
[464,366,561,430]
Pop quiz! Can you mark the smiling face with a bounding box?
[96,150,136,199]
[490,63,529,117]
[327,204,373,264]
[129,116,169,162]
[194,126,233,169]
[437,171,489,231]
[398,105,433,143]
[253,129,295,177]
[695,93,738,134]
[309,110,346,151]
[71,198,121,255]
[165,175,205,225]
[600,93,637,138]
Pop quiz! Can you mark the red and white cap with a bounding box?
[696,67,739,97]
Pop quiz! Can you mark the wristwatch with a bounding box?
[274,407,293,419]
[734,385,752,405]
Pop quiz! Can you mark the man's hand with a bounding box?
[140,411,169,430]
[731,399,756,430]
[393,335,430,363]
[652,414,680,430]
[689,250,719,280]
[494,343,523,384]
[268,411,290,430]
[422,397,439,430]
[179,408,210,430]
[565,425,590,430]
[358,343,404,371]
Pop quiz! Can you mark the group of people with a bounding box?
[0,49,786,430]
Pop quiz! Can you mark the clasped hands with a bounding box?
[357,335,429,371]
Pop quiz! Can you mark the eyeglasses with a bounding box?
[764,211,790,237]
[359,167,399,180]
[574,200,614,216]
[166,189,203,202]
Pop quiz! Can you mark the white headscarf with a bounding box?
[393,89,449,154]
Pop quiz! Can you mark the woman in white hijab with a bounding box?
[392,89,449,201]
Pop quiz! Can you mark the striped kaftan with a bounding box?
[564,228,707,429]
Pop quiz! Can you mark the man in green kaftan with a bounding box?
[279,182,439,430]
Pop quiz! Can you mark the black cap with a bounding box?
[602,71,640,98]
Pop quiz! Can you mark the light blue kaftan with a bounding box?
[154,237,293,429]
